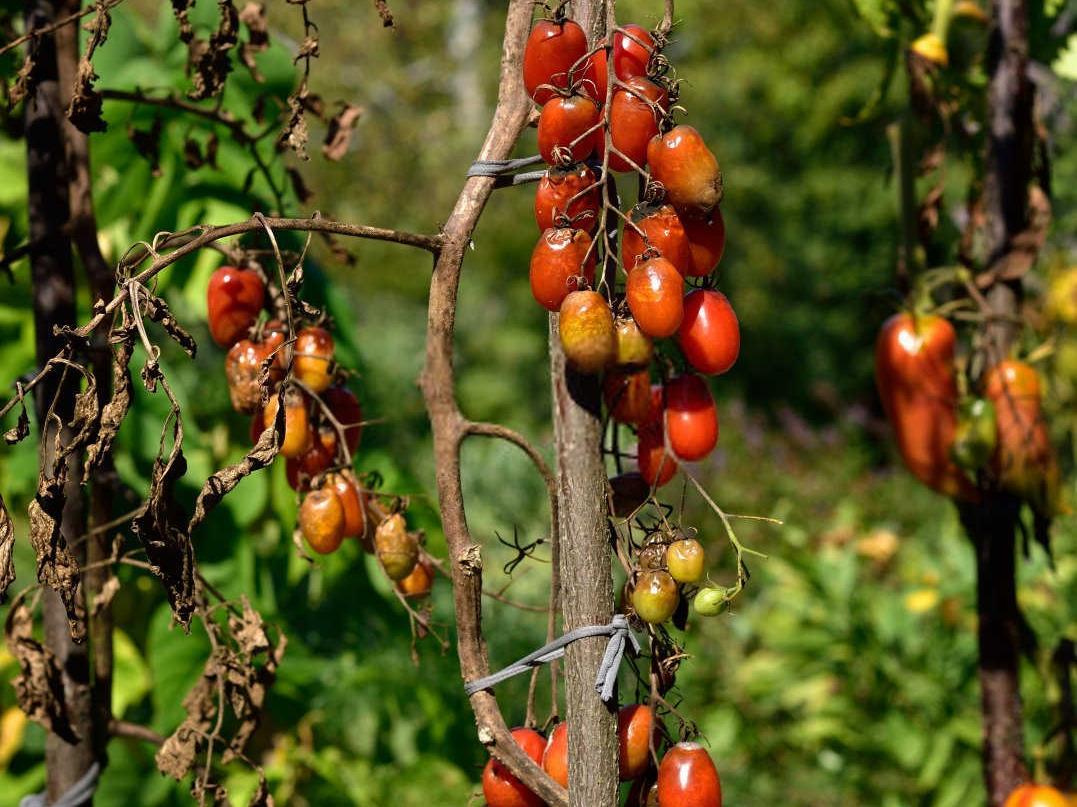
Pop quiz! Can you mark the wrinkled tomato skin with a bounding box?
[647,125,724,218]
[541,722,569,789]
[523,19,589,105]
[677,289,740,376]
[656,742,723,807]
[626,256,684,338]
[602,77,668,173]
[224,330,286,414]
[482,727,547,807]
[538,94,600,165]
[322,385,362,454]
[1003,784,1070,807]
[530,227,597,311]
[613,24,655,80]
[664,374,719,461]
[207,266,265,348]
[622,203,693,275]
[875,313,978,501]
[534,164,601,233]
[682,209,726,277]
[637,421,676,487]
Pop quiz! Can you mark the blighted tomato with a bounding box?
[637,421,676,487]
[285,434,334,491]
[327,471,365,538]
[604,76,668,173]
[632,569,679,624]
[626,256,684,338]
[396,555,435,598]
[875,313,978,501]
[295,326,335,393]
[677,289,739,376]
[1003,784,1069,807]
[610,471,650,518]
[614,317,654,368]
[299,487,345,555]
[647,125,724,217]
[375,513,419,581]
[207,265,265,348]
[263,390,312,458]
[523,18,589,105]
[541,721,569,789]
[622,203,693,275]
[682,209,726,276]
[530,227,597,311]
[482,727,547,807]
[612,24,655,80]
[224,329,286,414]
[656,742,722,807]
[604,369,655,425]
[538,93,600,165]
[617,703,653,781]
[323,385,362,454]
[666,537,706,584]
[664,374,719,461]
[534,163,601,233]
[559,290,616,373]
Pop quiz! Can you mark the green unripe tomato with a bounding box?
[693,587,728,617]
[632,570,679,624]
[950,397,997,473]
[665,538,706,584]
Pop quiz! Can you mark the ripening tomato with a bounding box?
[983,359,1060,515]
[295,326,335,393]
[666,537,706,584]
[559,290,616,373]
[263,391,312,458]
[614,317,654,368]
[224,329,286,414]
[632,569,679,624]
[207,265,265,348]
[538,93,600,165]
[1003,784,1069,807]
[523,18,589,105]
[482,727,547,807]
[617,704,653,781]
[647,126,724,218]
[396,556,435,598]
[323,385,362,454]
[541,721,569,788]
[656,742,722,807]
[664,374,719,462]
[530,227,597,311]
[285,435,334,491]
[682,209,726,277]
[622,203,693,275]
[677,289,739,376]
[534,163,601,233]
[637,421,676,487]
[327,471,365,538]
[613,24,655,80]
[375,513,419,581]
[604,76,668,173]
[875,313,978,501]
[626,256,684,338]
[299,487,345,555]
[604,369,655,425]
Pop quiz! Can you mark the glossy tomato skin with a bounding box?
[677,289,740,376]
[299,487,344,555]
[622,203,693,275]
[295,326,335,393]
[617,704,654,780]
[637,420,676,487]
[396,556,435,598]
[647,126,723,218]
[482,727,547,807]
[1003,784,1070,807]
[604,369,656,425]
[615,317,654,368]
[207,266,265,348]
[538,94,600,165]
[327,471,365,538]
[264,391,312,458]
[666,538,706,584]
[613,24,655,79]
[523,19,589,105]
[534,163,600,232]
[541,721,569,788]
[285,437,334,491]
[656,742,722,807]
[632,569,679,624]
[323,385,362,454]
[875,313,978,501]
[530,227,597,311]
[559,290,616,373]
[664,374,719,461]
[682,209,726,276]
[374,513,419,581]
[604,77,668,173]
[627,256,684,338]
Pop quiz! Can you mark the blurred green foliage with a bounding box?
[0,1,1073,806]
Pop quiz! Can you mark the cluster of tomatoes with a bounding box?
[485,706,721,807]
[206,264,434,598]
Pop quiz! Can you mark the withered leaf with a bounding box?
[322,104,363,161]
[183,137,204,169]
[4,390,29,445]
[286,166,313,203]
[249,773,275,807]
[67,59,106,135]
[91,575,120,618]
[130,117,164,176]
[188,0,239,101]
[0,492,13,602]
[28,479,86,643]
[6,598,78,742]
[278,92,310,160]
[8,50,35,107]
[142,289,198,358]
[374,0,395,28]
[85,332,134,475]
[172,0,195,43]
[238,2,269,82]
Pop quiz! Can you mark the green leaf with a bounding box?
[112,629,152,719]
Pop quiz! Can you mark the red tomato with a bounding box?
[530,227,596,311]
[647,125,723,217]
[1003,784,1070,807]
[541,721,568,788]
[224,329,286,414]
[582,43,608,102]
[482,727,547,807]
[626,256,684,338]
[285,435,334,491]
[682,209,726,276]
[664,374,719,461]
[613,24,655,80]
[523,18,589,105]
[656,742,722,807]
[617,704,653,781]
[327,471,366,538]
[622,203,693,275]
[604,369,655,425]
[534,163,600,233]
[538,93,600,165]
[677,289,739,375]
[322,385,362,454]
[637,421,676,487]
[875,313,978,501]
[207,265,265,348]
[602,76,668,173]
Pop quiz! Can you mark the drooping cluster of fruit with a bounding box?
[484,707,722,807]
[206,265,434,598]
[525,12,738,497]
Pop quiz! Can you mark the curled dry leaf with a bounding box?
[91,575,120,618]
[238,2,269,82]
[172,0,195,43]
[249,773,275,807]
[84,330,134,475]
[0,492,13,602]
[3,390,29,445]
[279,90,311,160]
[5,596,78,742]
[142,290,198,358]
[322,103,364,161]
[187,0,239,101]
[28,479,86,643]
[66,5,111,134]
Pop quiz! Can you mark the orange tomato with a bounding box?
[1003,784,1069,807]
[621,202,693,275]
[626,256,684,338]
[530,227,597,311]
[534,163,600,233]
[647,125,723,217]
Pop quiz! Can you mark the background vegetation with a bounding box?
[0,1,1074,804]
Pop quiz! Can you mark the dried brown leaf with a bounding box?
[172,0,196,43]
[188,0,239,101]
[249,774,275,807]
[322,103,363,161]
[142,289,198,358]
[4,391,29,445]
[239,2,269,82]
[373,0,395,28]
[85,332,134,475]
[91,575,120,617]
[28,480,86,643]
[5,597,78,741]
[8,51,35,107]
[0,492,13,602]
[286,167,313,203]
[278,91,310,160]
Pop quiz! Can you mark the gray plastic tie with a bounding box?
[467,155,546,188]
[20,762,101,807]
[463,614,639,703]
